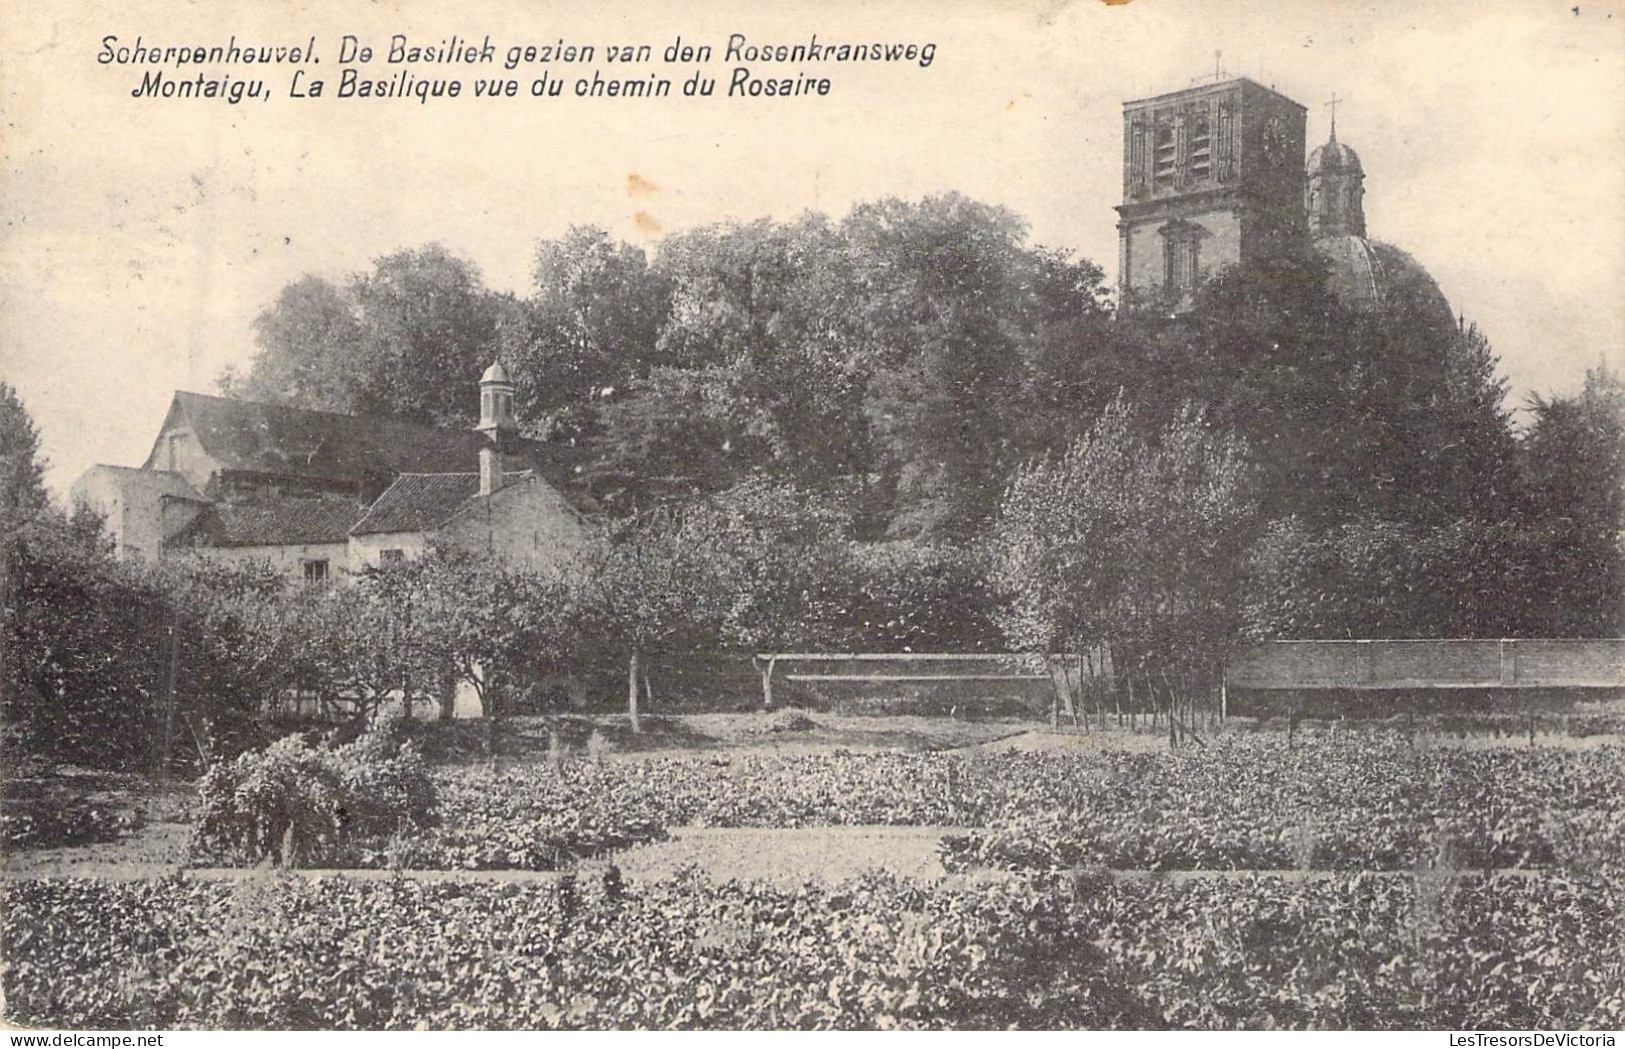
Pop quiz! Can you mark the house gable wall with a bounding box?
[436,477,586,575]
[140,401,223,494]
[70,467,208,563]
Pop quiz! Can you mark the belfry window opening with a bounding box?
[1191,118,1211,181]
[1154,124,1176,189]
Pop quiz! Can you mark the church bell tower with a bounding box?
[1116,75,1307,306]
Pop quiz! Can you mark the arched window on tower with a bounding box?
[1163,226,1201,294]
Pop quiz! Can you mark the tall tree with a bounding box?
[1425,318,1518,522]
[1523,361,1625,536]
[531,226,671,387]
[991,396,1257,711]
[0,382,50,525]
[1516,362,1625,636]
[591,216,869,509]
[229,246,503,426]
[1003,247,1118,464]
[1107,245,1520,529]
[844,194,1038,540]
[348,245,504,426]
[234,276,366,410]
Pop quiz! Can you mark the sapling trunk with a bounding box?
[628,647,642,734]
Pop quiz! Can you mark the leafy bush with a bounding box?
[2,512,171,768]
[189,714,435,868]
[810,540,1003,651]
[392,766,667,870]
[750,708,819,734]
[0,796,139,851]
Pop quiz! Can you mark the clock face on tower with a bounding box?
[1262,118,1287,163]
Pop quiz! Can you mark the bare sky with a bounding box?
[3,0,1622,495]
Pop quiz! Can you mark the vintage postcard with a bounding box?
[2,0,1622,1036]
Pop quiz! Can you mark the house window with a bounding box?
[301,559,330,586]
[166,434,184,471]
[380,548,405,565]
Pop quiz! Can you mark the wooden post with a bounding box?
[1047,655,1075,730]
[628,648,642,734]
[1096,656,1106,732]
[1163,670,1181,748]
[157,610,182,782]
[1073,656,1086,731]
[755,655,777,710]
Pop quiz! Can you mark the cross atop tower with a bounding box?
[1325,92,1342,137]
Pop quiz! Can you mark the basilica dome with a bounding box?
[1314,235,1456,332]
[1306,123,1454,332]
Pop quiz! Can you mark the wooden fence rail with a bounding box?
[752,651,1113,722]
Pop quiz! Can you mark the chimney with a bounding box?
[479,445,502,496]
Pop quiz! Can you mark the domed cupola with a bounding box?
[1306,118,1366,237]
[1306,110,1454,332]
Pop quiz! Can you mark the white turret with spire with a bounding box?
[476,359,516,496]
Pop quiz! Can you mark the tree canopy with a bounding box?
[216,193,1619,645]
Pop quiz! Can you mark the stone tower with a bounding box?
[1115,77,1307,305]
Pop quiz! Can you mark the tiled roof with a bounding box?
[167,391,582,492]
[349,471,534,536]
[169,498,363,548]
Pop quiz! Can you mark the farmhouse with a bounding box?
[71,360,589,581]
